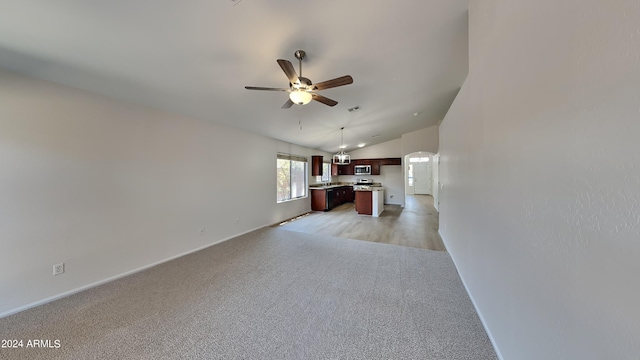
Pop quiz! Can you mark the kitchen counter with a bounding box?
[309,183,353,190]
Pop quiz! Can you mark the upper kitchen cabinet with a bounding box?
[331,163,339,176]
[370,160,381,175]
[311,156,323,176]
[379,158,402,166]
[331,163,354,176]
[330,158,400,176]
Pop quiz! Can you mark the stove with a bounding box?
[353,179,381,190]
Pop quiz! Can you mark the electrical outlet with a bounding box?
[199,227,206,235]
[53,263,65,276]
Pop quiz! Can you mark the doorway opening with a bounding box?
[404,151,439,211]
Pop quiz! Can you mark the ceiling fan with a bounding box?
[245,50,353,108]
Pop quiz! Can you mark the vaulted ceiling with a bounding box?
[0,0,468,153]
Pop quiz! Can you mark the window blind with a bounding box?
[277,153,308,162]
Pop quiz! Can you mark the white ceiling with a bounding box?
[0,0,468,153]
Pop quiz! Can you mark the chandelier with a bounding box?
[333,127,350,165]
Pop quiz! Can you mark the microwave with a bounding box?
[354,165,371,175]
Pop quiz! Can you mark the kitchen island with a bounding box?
[354,187,384,217]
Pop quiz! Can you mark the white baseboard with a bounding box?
[438,229,505,360]
[0,225,266,319]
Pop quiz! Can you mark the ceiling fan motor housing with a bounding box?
[292,77,312,90]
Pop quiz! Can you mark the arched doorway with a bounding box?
[404,151,435,195]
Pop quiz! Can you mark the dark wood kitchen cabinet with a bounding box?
[369,158,401,174]
[370,160,381,175]
[379,158,402,166]
[311,156,323,176]
[331,163,338,176]
[311,188,327,211]
[334,186,353,204]
[310,186,354,211]
[343,163,354,175]
[355,191,372,215]
[331,163,354,176]
[345,186,354,202]
[334,188,344,205]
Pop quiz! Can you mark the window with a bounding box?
[407,164,414,186]
[277,154,308,202]
[409,156,430,163]
[321,162,331,182]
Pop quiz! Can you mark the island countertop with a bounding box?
[354,186,384,191]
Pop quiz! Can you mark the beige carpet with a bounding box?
[0,228,496,359]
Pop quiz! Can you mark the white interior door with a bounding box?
[414,163,432,194]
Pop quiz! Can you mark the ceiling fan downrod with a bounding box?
[294,50,305,78]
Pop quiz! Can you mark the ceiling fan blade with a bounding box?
[245,86,289,91]
[281,99,294,109]
[277,59,299,84]
[312,75,353,90]
[312,93,338,107]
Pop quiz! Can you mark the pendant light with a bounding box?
[333,127,351,165]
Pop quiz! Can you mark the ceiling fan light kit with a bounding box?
[289,90,312,105]
[333,127,351,165]
[245,50,353,108]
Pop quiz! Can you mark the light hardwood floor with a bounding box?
[276,194,446,251]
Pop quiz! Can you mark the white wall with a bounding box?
[0,70,320,316]
[349,138,401,159]
[431,154,439,211]
[401,126,438,155]
[439,1,640,359]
